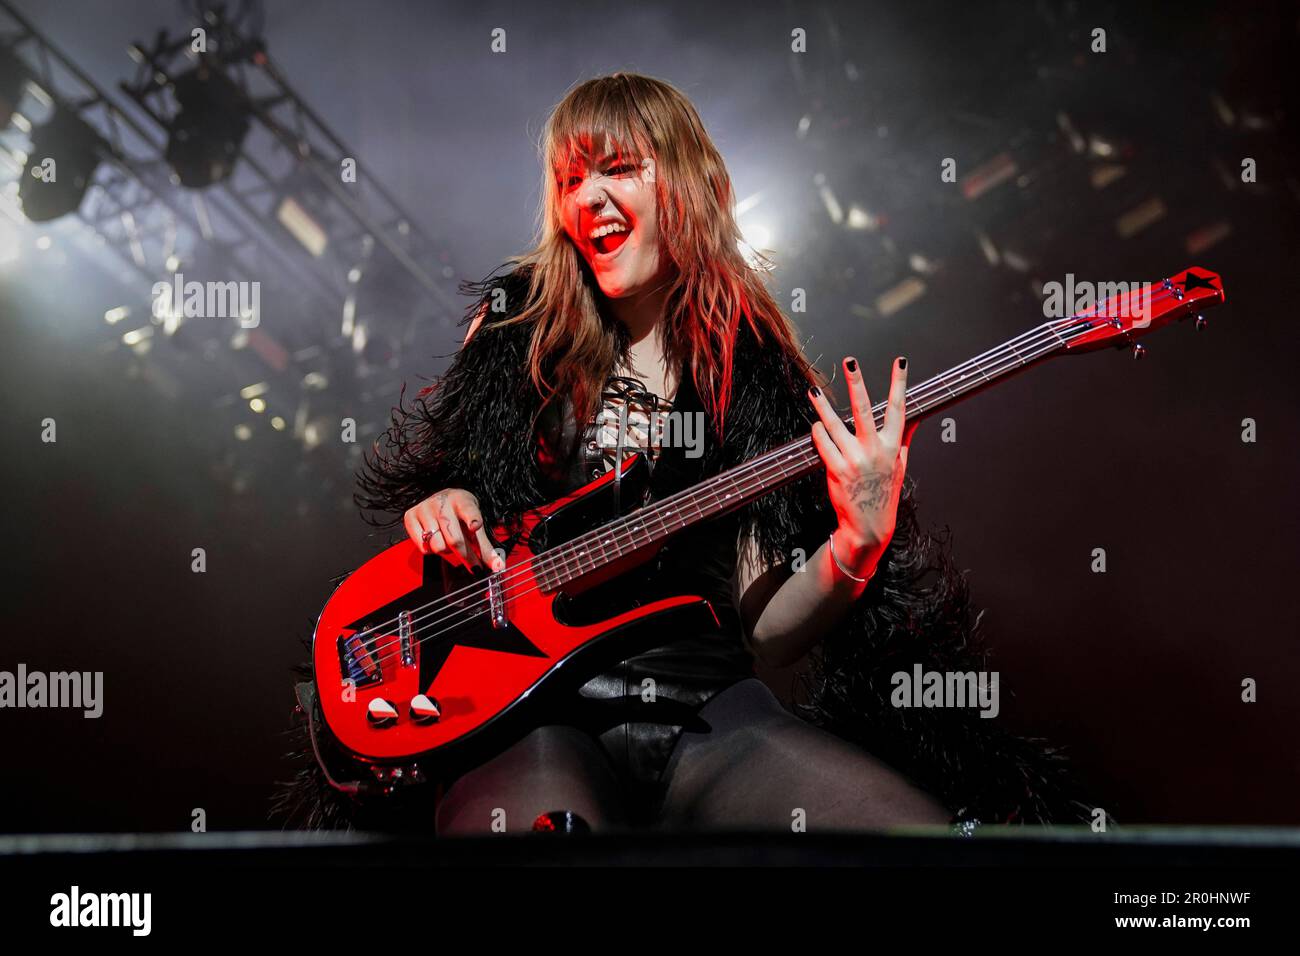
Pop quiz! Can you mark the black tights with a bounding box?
[434,678,950,834]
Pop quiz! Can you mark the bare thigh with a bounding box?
[655,679,952,832]
[435,723,628,835]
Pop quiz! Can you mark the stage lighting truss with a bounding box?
[0,2,375,491]
[119,3,459,326]
[0,1,326,315]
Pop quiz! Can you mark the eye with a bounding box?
[558,162,637,191]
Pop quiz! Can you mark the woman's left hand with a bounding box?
[808,356,919,579]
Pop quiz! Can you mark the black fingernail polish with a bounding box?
[809,385,821,398]
[898,357,907,370]
[845,357,857,372]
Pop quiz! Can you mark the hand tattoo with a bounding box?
[847,471,892,515]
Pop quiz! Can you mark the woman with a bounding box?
[284,73,1088,833]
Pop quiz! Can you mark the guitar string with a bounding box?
[346,320,1088,687]
[344,299,1136,657]
[344,318,1084,669]
[347,286,1193,680]
[347,285,1195,677]
[344,292,1192,681]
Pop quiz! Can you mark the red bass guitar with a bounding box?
[307,266,1225,793]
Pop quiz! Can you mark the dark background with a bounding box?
[1,0,1296,832]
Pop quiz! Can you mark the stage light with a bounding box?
[276,194,328,257]
[814,172,844,224]
[341,291,356,336]
[18,107,102,222]
[165,66,250,188]
[122,326,153,355]
[249,397,266,413]
[846,205,879,230]
[738,220,775,270]
[876,277,927,318]
[741,222,771,250]
[104,306,130,324]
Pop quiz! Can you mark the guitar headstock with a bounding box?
[1052,266,1225,356]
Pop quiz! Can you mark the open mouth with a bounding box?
[592,227,631,259]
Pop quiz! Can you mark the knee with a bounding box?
[435,724,624,835]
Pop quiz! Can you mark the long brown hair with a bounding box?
[486,72,826,440]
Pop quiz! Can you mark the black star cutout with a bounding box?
[343,554,547,691]
[1180,271,1218,294]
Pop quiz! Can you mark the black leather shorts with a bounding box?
[560,660,749,823]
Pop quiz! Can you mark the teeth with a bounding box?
[589,222,628,240]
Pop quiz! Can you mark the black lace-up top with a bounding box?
[586,374,677,477]
[532,364,756,790]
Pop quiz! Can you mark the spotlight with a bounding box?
[165,65,250,188]
[19,107,101,222]
[276,194,328,257]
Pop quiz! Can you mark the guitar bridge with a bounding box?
[488,571,507,629]
[399,610,415,668]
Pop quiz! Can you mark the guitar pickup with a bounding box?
[338,633,382,688]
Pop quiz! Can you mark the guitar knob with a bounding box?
[366,698,398,727]
[1132,343,1146,360]
[1195,314,1207,331]
[409,694,441,724]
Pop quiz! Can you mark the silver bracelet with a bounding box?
[828,532,869,583]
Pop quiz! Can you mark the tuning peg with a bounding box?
[1132,343,1146,360]
[1195,314,1208,331]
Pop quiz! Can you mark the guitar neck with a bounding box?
[535,263,1225,587]
[536,318,1076,588]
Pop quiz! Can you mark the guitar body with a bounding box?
[311,452,720,782]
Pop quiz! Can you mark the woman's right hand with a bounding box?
[403,488,504,572]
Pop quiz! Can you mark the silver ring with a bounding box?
[422,529,440,544]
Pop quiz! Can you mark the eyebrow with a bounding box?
[558,150,633,172]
